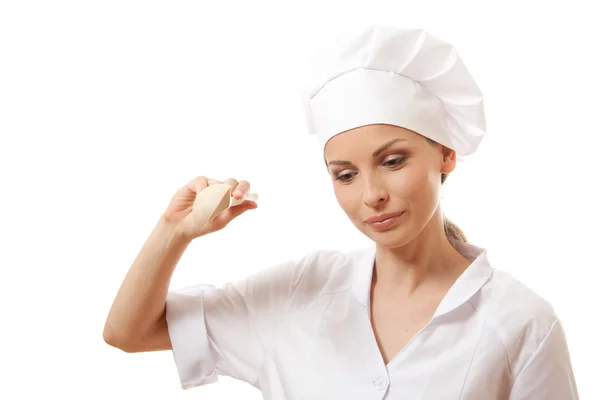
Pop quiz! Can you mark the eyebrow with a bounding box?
[326,138,408,166]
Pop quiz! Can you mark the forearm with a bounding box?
[103,215,191,349]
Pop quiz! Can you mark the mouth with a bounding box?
[365,211,405,224]
[364,211,405,230]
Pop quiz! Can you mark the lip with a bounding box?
[365,211,405,231]
[365,211,405,224]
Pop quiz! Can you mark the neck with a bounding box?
[372,209,470,297]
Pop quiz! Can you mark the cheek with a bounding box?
[386,166,438,207]
[387,168,424,197]
[333,185,362,217]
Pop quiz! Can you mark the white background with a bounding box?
[1,0,597,398]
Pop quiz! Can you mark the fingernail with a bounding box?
[234,189,242,197]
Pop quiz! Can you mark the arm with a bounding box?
[165,250,319,389]
[508,318,579,399]
[103,216,191,352]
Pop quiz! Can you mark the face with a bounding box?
[324,124,457,248]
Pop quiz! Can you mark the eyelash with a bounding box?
[334,156,406,182]
[383,157,404,168]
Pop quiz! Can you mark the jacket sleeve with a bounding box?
[508,318,579,399]
[164,251,317,390]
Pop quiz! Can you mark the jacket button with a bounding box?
[373,377,388,391]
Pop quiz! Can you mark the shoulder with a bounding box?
[281,247,366,308]
[476,266,560,372]
[223,247,359,300]
[481,267,557,329]
[291,247,357,286]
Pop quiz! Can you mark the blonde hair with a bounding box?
[427,135,468,243]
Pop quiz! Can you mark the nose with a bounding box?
[363,177,389,208]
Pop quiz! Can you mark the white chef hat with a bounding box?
[301,25,486,158]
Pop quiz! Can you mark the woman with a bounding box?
[103,26,579,399]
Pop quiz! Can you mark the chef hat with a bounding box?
[301,25,486,158]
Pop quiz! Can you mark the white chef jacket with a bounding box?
[165,240,579,399]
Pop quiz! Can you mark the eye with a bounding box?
[382,155,405,167]
[335,170,357,183]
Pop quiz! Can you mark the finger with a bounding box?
[187,176,209,193]
[207,178,222,186]
[233,180,250,199]
[223,177,239,195]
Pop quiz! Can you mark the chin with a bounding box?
[358,223,413,249]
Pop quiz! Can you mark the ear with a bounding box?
[440,146,457,174]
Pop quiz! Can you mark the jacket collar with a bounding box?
[350,239,492,318]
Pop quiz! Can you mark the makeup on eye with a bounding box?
[335,171,356,183]
[332,153,408,182]
[381,154,407,167]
